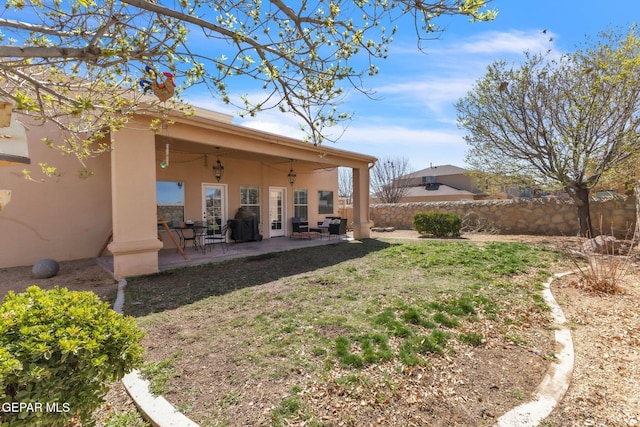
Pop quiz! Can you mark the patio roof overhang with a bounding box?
[149,106,377,169]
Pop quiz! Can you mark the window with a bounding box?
[156,181,184,226]
[422,176,436,184]
[240,186,261,222]
[293,189,308,221]
[318,190,334,215]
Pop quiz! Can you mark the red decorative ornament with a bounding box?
[139,66,176,102]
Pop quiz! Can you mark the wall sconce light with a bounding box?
[160,143,169,168]
[287,159,296,186]
[213,147,224,182]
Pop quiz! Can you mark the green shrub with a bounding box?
[413,212,462,237]
[0,286,145,427]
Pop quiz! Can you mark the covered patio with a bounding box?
[107,107,376,279]
[97,233,352,276]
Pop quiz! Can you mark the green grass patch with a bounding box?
[335,333,393,367]
[458,331,485,347]
[140,350,183,395]
[102,409,151,427]
[127,239,560,426]
[269,386,322,427]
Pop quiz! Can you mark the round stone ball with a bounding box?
[32,259,60,279]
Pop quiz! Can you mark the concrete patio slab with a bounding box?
[97,235,350,276]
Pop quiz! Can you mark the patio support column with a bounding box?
[352,164,372,239]
[107,124,162,279]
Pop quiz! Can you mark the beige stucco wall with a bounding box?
[0,121,112,268]
[371,197,636,237]
[156,150,340,248]
[0,110,371,274]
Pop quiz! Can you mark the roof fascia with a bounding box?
[133,108,377,167]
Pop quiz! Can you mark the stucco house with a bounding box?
[394,164,487,202]
[0,107,376,278]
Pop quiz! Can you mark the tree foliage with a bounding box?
[456,26,640,236]
[371,156,413,203]
[0,0,495,173]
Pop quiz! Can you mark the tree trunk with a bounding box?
[635,178,640,241]
[568,185,593,237]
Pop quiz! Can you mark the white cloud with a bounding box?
[373,75,478,116]
[337,124,469,165]
[240,118,305,139]
[456,29,553,55]
[356,29,559,121]
[186,94,236,116]
[342,124,464,147]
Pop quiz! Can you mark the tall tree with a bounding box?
[456,27,640,237]
[371,156,413,203]
[338,167,353,205]
[0,0,495,173]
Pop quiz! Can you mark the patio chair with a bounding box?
[204,221,230,253]
[291,217,310,239]
[328,218,347,239]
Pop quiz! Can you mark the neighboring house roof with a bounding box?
[403,183,478,198]
[403,164,469,178]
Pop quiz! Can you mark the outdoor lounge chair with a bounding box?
[291,217,314,239]
[328,218,347,239]
[310,216,346,239]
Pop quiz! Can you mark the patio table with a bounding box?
[308,226,329,239]
[173,224,207,252]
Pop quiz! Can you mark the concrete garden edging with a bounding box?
[112,272,575,427]
[495,272,575,426]
[113,279,200,427]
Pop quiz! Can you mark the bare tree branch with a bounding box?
[371,156,414,203]
[0,46,102,59]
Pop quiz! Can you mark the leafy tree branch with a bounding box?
[1,0,495,175]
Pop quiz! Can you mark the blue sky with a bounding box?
[186,0,638,171]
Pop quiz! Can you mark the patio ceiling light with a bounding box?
[0,102,31,167]
[288,159,296,186]
[213,147,224,182]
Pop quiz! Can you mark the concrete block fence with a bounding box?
[370,197,636,237]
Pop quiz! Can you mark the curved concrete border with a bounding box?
[113,279,200,427]
[112,272,574,427]
[495,272,575,426]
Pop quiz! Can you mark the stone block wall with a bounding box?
[370,197,636,236]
